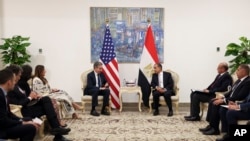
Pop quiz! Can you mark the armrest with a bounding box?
[9,104,22,109]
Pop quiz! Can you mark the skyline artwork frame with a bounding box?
[90,7,164,63]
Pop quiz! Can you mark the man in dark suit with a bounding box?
[0,69,38,141]
[216,92,250,141]
[185,62,233,121]
[200,64,250,136]
[6,64,71,141]
[84,61,110,116]
[151,63,174,116]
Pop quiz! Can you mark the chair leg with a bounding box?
[81,100,86,113]
[175,103,179,114]
[148,101,152,113]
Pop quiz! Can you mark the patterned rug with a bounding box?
[41,110,221,141]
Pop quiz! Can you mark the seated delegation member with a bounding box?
[216,92,250,141]
[19,65,67,127]
[185,62,232,121]
[84,61,110,116]
[200,64,250,136]
[151,63,174,117]
[32,65,83,119]
[6,64,71,141]
[0,69,38,141]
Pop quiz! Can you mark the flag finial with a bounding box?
[147,18,151,24]
[105,19,109,24]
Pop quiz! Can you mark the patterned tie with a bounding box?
[230,79,241,97]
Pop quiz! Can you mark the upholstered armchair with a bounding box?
[80,69,111,113]
[148,69,180,114]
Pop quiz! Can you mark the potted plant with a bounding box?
[0,35,31,65]
[225,36,250,74]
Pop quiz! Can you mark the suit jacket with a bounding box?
[84,71,108,95]
[0,88,21,138]
[239,92,250,111]
[151,71,175,95]
[207,72,232,94]
[224,76,250,103]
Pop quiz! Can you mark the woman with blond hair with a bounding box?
[32,65,82,119]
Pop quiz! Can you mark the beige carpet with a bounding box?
[40,108,221,141]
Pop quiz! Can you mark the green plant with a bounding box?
[0,35,31,65]
[225,36,250,74]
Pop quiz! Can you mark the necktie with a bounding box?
[230,79,241,97]
[210,74,220,88]
[98,74,101,87]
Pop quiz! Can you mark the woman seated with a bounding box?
[32,65,82,119]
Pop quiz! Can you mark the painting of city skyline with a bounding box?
[90,7,164,63]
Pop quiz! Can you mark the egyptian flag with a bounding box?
[138,24,159,107]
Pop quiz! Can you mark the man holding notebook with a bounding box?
[185,62,232,121]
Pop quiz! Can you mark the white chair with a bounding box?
[148,69,180,114]
[80,69,111,113]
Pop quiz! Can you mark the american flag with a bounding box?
[99,25,120,109]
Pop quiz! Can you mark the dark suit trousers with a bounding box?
[190,92,215,117]
[5,124,36,141]
[22,96,60,128]
[206,101,221,131]
[153,90,172,111]
[88,88,110,108]
[224,109,250,133]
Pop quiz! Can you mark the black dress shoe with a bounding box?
[50,127,71,135]
[153,110,159,116]
[168,111,173,117]
[185,116,200,121]
[53,136,73,141]
[199,125,211,132]
[184,115,192,119]
[101,110,110,116]
[203,128,220,135]
[90,110,100,116]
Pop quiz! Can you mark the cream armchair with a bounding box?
[148,69,180,114]
[80,69,111,113]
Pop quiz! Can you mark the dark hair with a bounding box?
[0,69,14,84]
[93,61,102,69]
[155,63,162,70]
[21,65,33,81]
[34,65,47,85]
[239,64,250,75]
[5,64,23,75]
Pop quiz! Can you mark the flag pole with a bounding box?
[105,19,109,26]
[147,18,151,26]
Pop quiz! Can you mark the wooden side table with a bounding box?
[119,86,142,112]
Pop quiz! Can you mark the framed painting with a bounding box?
[90,7,164,63]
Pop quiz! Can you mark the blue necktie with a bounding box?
[98,74,101,87]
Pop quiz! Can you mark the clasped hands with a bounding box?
[155,86,167,93]
[212,96,240,110]
[29,91,42,100]
[100,83,109,90]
